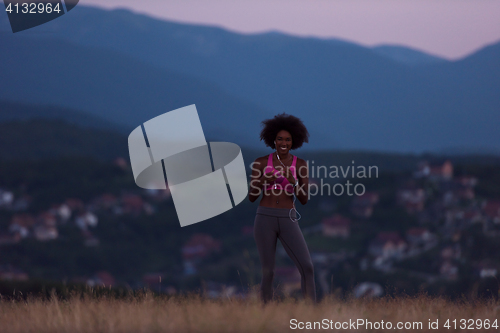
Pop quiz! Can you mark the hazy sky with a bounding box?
[81,0,500,60]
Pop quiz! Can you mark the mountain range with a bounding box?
[0,6,498,153]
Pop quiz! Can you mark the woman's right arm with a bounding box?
[248,157,265,203]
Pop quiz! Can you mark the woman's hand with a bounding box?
[261,169,280,184]
[282,167,297,185]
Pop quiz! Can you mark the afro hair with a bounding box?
[260,113,310,150]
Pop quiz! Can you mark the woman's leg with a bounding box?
[254,213,279,303]
[278,218,316,302]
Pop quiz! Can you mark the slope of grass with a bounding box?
[1,291,499,332]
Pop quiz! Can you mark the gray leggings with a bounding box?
[253,206,316,303]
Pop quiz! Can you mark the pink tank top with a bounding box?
[264,153,297,194]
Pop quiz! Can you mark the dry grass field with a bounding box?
[0,290,499,332]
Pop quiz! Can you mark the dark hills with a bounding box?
[0,6,498,153]
[0,34,270,148]
[0,118,127,160]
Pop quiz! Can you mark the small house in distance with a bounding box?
[351,192,379,218]
[397,188,425,213]
[0,265,29,281]
[414,160,453,181]
[33,212,58,241]
[9,214,34,239]
[483,200,500,224]
[87,271,116,287]
[353,282,383,298]
[182,233,221,275]
[369,231,407,259]
[406,227,432,245]
[321,214,351,238]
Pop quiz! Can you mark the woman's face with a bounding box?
[275,130,292,154]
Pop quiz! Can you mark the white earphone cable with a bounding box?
[276,151,301,223]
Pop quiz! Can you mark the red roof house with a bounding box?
[182,234,221,261]
[322,214,351,238]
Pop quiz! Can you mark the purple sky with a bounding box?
[81,0,500,60]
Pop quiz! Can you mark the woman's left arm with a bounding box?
[294,158,309,205]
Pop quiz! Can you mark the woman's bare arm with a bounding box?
[248,157,266,203]
[295,158,309,205]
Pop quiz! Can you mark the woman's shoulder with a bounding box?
[254,154,271,163]
[252,154,271,167]
[294,155,308,167]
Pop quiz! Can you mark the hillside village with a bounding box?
[0,158,499,299]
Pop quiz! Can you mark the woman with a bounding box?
[249,113,316,303]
